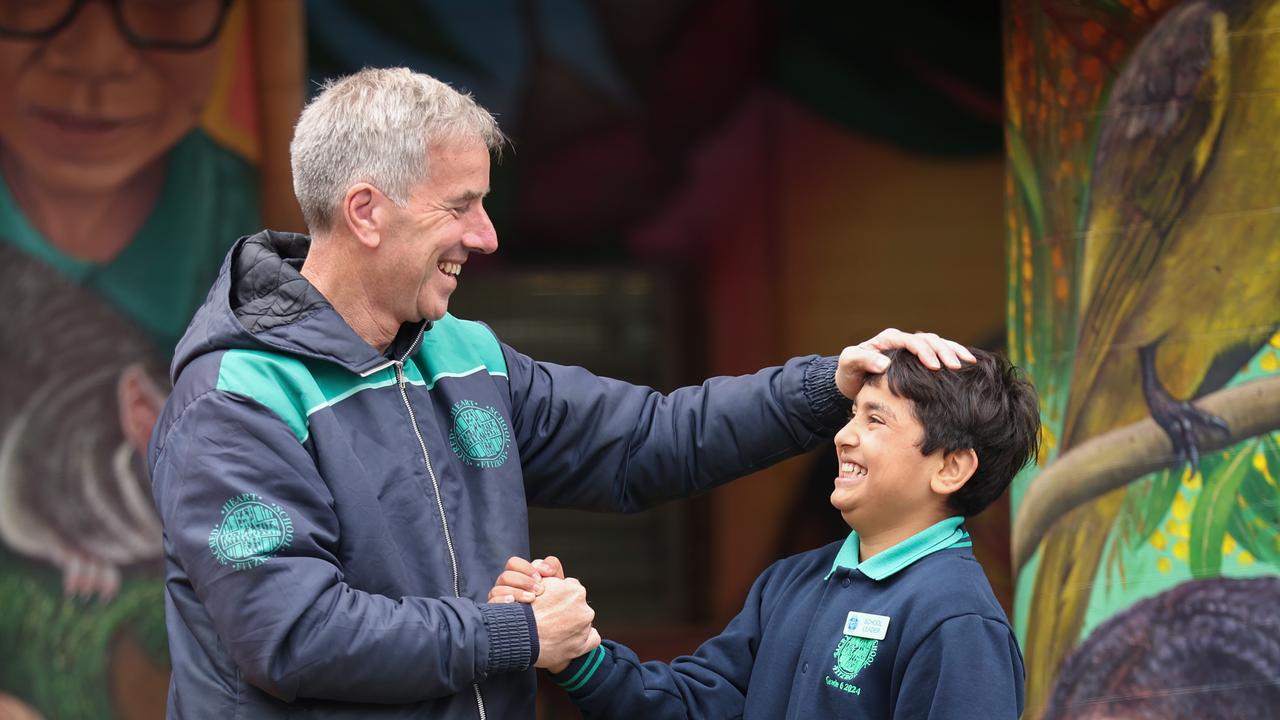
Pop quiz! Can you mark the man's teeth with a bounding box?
[439,261,462,277]
[840,462,867,477]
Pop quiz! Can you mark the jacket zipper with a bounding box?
[395,360,487,720]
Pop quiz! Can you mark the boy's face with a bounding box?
[831,381,944,533]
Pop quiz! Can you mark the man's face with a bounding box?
[831,381,941,532]
[0,1,223,192]
[379,140,498,324]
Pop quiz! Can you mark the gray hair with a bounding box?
[290,67,506,233]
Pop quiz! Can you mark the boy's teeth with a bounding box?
[840,462,867,477]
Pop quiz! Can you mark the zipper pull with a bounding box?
[394,361,406,388]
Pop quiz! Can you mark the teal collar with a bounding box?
[825,516,970,581]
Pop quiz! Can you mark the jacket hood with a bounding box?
[171,230,425,382]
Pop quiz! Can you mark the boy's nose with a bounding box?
[833,420,859,448]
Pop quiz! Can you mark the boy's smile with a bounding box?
[837,460,867,479]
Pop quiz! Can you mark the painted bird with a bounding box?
[1022,0,1280,715]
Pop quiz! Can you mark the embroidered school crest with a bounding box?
[448,400,511,468]
[832,635,879,681]
[208,493,294,571]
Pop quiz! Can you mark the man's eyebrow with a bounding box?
[856,400,898,422]
[446,189,488,204]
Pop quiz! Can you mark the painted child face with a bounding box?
[0,0,226,192]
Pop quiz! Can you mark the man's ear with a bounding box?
[931,448,978,497]
[341,183,386,249]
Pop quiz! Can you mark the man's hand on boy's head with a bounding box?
[488,555,565,603]
[836,329,976,400]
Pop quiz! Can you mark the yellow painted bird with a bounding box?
[1022,0,1280,715]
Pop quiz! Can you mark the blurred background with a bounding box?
[0,1,1275,718]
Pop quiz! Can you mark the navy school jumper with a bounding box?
[552,517,1025,719]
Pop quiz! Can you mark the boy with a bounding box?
[491,347,1040,718]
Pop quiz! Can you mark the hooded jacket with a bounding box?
[149,230,851,718]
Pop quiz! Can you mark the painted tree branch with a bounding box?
[1013,375,1280,572]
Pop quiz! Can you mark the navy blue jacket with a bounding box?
[148,231,850,718]
[551,517,1024,719]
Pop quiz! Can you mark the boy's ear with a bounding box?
[932,448,978,496]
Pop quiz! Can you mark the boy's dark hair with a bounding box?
[866,347,1040,516]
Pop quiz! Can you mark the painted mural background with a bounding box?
[1005,0,1280,717]
[0,2,303,718]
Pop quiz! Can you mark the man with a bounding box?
[148,67,974,718]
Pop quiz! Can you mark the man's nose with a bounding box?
[463,208,498,254]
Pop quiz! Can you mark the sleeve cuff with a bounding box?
[803,355,851,429]
[480,602,539,675]
[549,644,609,695]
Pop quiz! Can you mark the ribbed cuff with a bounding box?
[480,602,539,674]
[803,355,852,429]
[549,644,609,695]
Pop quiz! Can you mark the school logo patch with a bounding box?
[448,400,511,468]
[832,635,879,681]
[208,493,294,571]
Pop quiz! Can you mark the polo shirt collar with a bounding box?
[825,516,970,581]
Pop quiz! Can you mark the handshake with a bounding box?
[489,556,601,673]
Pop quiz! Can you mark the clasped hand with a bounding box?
[490,555,598,673]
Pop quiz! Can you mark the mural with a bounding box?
[1005,0,1280,717]
[0,1,285,717]
[1044,576,1280,719]
[305,0,1002,257]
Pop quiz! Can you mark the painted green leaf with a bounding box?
[1229,502,1280,566]
[1006,130,1046,241]
[1188,439,1260,577]
[1264,431,1280,468]
[1232,432,1280,565]
[1126,468,1182,549]
[1239,459,1280,525]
